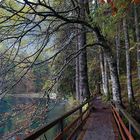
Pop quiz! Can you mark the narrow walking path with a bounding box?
[78,96,119,140]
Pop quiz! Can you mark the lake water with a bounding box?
[0,96,71,140]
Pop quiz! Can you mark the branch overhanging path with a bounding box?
[0,0,124,138]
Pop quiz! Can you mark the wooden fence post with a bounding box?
[79,106,83,129]
[60,119,64,140]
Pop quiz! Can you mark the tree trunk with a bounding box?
[123,17,135,102]
[78,0,90,101]
[104,54,109,97]
[115,24,121,75]
[76,39,80,100]
[78,27,90,100]
[100,49,105,95]
[100,49,109,96]
[94,27,122,104]
[104,48,122,104]
[134,4,140,79]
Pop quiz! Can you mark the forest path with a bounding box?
[78,96,119,140]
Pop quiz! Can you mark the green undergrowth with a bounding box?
[101,94,111,103]
[120,72,140,122]
[67,97,79,110]
[120,72,140,108]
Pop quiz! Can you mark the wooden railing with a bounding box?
[111,102,140,140]
[24,97,94,140]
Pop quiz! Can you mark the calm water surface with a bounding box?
[0,96,70,140]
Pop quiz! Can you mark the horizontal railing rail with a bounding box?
[24,97,94,140]
[111,102,140,140]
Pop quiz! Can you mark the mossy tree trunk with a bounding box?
[123,17,135,103]
[134,4,140,79]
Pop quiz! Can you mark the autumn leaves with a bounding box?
[98,0,140,16]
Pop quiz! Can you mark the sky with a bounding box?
[92,0,108,4]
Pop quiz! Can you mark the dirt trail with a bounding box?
[78,96,118,140]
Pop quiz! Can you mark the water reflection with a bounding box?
[0,97,60,139]
[0,96,69,140]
